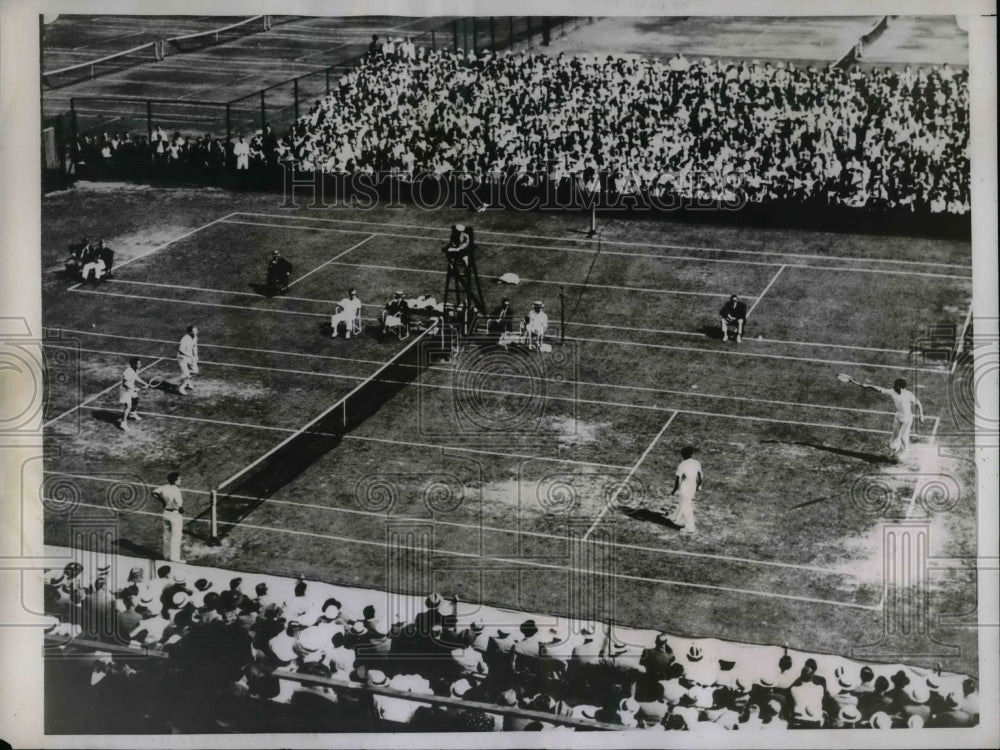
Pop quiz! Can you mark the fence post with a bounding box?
[453,19,459,51]
[260,90,266,130]
[294,77,299,120]
[431,28,436,49]
[225,103,231,146]
[472,17,477,53]
[146,100,153,144]
[70,98,77,145]
[325,67,330,94]
[526,17,532,48]
[490,17,496,52]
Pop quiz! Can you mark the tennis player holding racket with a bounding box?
[118,357,150,431]
[845,376,925,459]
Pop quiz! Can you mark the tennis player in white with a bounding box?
[524,301,548,351]
[331,288,363,339]
[118,357,149,431]
[663,446,702,534]
[177,326,199,394]
[857,377,925,457]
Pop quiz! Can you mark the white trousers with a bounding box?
[163,510,183,562]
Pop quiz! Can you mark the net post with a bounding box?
[225,103,231,146]
[453,19,459,51]
[431,28,436,50]
[208,489,221,546]
[294,77,299,120]
[146,100,153,145]
[325,67,330,94]
[472,17,477,53]
[260,90,266,130]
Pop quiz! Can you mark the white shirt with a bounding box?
[153,483,183,513]
[878,387,919,421]
[121,366,139,395]
[527,309,548,331]
[337,295,363,318]
[178,333,198,361]
[676,458,702,493]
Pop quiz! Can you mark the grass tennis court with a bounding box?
[40,185,976,672]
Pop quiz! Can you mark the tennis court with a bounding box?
[40,192,975,663]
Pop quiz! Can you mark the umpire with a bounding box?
[266,250,293,296]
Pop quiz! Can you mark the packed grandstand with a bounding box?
[44,556,980,733]
[70,44,970,214]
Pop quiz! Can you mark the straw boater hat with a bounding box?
[533,300,544,307]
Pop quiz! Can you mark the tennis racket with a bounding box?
[836,373,859,386]
[145,376,164,390]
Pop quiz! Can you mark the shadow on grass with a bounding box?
[249,281,283,298]
[760,439,895,465]
[620,506,683,529]
[114,538,158,560]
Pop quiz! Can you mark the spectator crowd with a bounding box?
[44,558,981,733]
[71,45,969,216]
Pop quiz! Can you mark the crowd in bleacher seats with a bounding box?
[43,559,981,733]
[277,48,969,214]
[68,47,969,218]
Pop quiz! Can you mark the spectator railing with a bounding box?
[832,15,890,68]
[42,42,160,89]
[163,15,274,54]
[44,634,623,731]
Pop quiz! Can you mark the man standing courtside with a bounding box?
[152,472,185,564]
[663,446,702,535]
[177,326,199,395]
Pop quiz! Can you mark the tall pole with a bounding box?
[208,490,220,546]
[560,287,565,344]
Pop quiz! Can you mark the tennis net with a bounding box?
[211,323,439,532]
[42,42,159,89]
[164,15,271,54]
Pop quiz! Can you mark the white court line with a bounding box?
[288,234,377,288]
[70,287,327,318]
[232,212,972,271]
[41,358,164,429]
[223,217,786,269]
[43,470,861,578]
[108,211,241,276]
[216,327,437,492]
[564,334,949,375]
[55,497,879,610]
[582,412,678,541]
[42,342,915,434]
[44,329,906,418]
[57,407,628,471]
[563,321,911,355]
[227,216,973,280]
[747,265,785,317]
[305,258,753,299]
[52,296,913,357]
